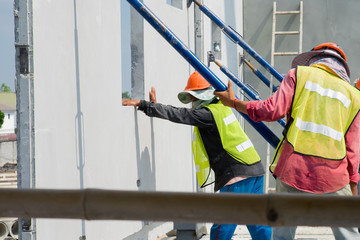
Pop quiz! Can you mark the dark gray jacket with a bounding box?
[138,99,265,191]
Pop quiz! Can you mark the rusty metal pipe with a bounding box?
[242,57,278,93]
[0,189,360,227]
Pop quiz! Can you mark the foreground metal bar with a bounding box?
[127,0,280,148]
[193,0,284,83]
[1,188,360,227]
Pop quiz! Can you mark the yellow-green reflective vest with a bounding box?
[270,66,360,172]
[192,101,261,187]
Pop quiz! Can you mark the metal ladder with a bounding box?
[271,1,303,70]
[265,1,303,193]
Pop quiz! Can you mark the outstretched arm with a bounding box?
[122,86,214,127]
[213,81,248,115]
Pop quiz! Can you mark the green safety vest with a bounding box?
[192,101,261,187]
[270,66,360,172]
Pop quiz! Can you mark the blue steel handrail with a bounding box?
[193,0,284,83]
[127,0,280,148]
[241,57,279,93]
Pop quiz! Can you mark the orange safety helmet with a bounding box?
[178,71,215,104]
[356,78,360,90]
[312,42,347,62]
[183,71,211,91]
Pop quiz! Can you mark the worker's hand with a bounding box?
[122,98,140,107]
[149,86,157,103]
[350,181,358,195]
[214,81,235,107]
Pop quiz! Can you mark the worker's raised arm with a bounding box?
[214,81,248,114]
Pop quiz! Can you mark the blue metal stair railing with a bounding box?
[127,0,280,148]
[192,0,284,83]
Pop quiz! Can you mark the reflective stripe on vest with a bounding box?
[295,117,343,141]
[192,101,261,187]
[236,139,254,153]
[223,113,237,125]
[304,81,351,108]
[271,66,360,167]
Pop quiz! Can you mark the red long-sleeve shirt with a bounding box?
[247,68,360,193]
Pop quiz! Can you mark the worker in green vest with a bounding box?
[214,42,360,240]
[122,71,272,240]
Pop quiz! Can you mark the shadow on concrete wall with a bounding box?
[134,111,157,192]
[133,108,157,228]
[73,0,87,239]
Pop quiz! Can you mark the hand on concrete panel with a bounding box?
[122,99,140,107]
[149,86,157,103]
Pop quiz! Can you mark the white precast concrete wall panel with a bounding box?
[24,0,243,238]
[31,0,200,238]
[33,0,83,189]
[139,0,197,192]
[32,0,142,239]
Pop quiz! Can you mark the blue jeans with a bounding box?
[210,176,272,240]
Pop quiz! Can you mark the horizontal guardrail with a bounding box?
[0,188,359,227]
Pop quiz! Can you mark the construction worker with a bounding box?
[122,71,272,240]
[214,42,360,240]
[355,78,360,212]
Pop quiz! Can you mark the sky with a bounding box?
[0,0,15,92]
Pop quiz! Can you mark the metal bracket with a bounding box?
[207,51,215,67]
[239,53,244,67]
[18,47,30,74]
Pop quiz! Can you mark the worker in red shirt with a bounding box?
[214,43,360,240]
